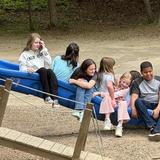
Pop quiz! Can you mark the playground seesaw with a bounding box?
[0,59,153,126]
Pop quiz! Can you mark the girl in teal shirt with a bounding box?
[52,43,79,82]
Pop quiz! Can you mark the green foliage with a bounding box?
[0,0,72,11]
[56,0,73,28]
[57,18,70,29]
[0,0,47,10]
[0,0,78,30]
[30,0,48,10]
[0,0,26,10]
[56,0,70,10]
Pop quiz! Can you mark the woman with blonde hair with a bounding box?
[19,33,58,106]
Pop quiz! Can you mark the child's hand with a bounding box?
[69,79,75,84]
[93,92,100,97]
[27,67,35,74]
[39,40,45,49]
[131,107,138,118]
[153,108,160,119]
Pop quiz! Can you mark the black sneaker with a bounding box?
[148,130,160,141]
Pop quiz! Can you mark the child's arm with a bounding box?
[153,91,160,119]
[114,88,129,99]
[107,81,116,107]
[93,91,106,97]
[115,78,119,88]
[130,93,139,118]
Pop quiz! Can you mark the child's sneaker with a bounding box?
[104,119,113,130]
[115,126,123,137]
[44,96,54,104]
[52,99,60,108]
[72,110,81,120]
[148,127,160,141]
[79,111,84,123]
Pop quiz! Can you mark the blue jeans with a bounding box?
[75,86,94,110]
[135,98,160,132]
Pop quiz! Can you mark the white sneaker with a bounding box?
[104,119,114,130]
[44,96,54,104]
[79,111,84,123]
[72,110,81,120]
[52,99,60,108]
[115,126,123,137]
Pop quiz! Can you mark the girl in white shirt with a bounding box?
[19,33,58,106]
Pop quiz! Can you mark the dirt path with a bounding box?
[0,26,160,160]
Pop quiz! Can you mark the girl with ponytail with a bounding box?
[52,42,79,82]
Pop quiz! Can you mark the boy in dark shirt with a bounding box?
[130,61,160,141]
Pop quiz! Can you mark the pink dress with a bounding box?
[99,88,130,121]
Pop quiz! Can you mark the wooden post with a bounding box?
[81,103,93,151]
[0,79,12,126]
[4,79,12,90]
[72,103,93,160]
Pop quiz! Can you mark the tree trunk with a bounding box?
[48,0,57,29]
[28,0,34,31]
[143,0,154,23]
[158,13,160,25]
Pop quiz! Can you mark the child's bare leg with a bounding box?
[115,120,123,137]
[117,120,123,127]
[104,113,115,130]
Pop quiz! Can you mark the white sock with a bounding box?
[105,117,111,122]
[117,121,122,127]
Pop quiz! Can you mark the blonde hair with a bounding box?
[23,33,41,52]
[120,72,132,86]
[97,57,115,87]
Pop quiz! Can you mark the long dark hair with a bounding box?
[61,42,79,69]
[79,59,96,78]
[130,70,141,83]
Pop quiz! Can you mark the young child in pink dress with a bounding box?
[94,57,132,137]
[102,72,131,137]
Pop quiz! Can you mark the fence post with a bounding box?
[0,79,12,126]
[72,103,93,160]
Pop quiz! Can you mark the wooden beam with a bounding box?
[0,127,111,160]
[72,103,93,160]
[0,138,72,160]
[0,127,71,160]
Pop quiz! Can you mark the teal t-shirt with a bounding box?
[52,56,79,82]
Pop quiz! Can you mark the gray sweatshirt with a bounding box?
[19,48,51,72]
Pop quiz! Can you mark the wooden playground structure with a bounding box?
[0,79,110,160]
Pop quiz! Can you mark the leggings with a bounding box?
[36,67,58,100]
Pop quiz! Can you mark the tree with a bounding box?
[28,0,34,31]
[48,0,57,29]
[143,0,154,23]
